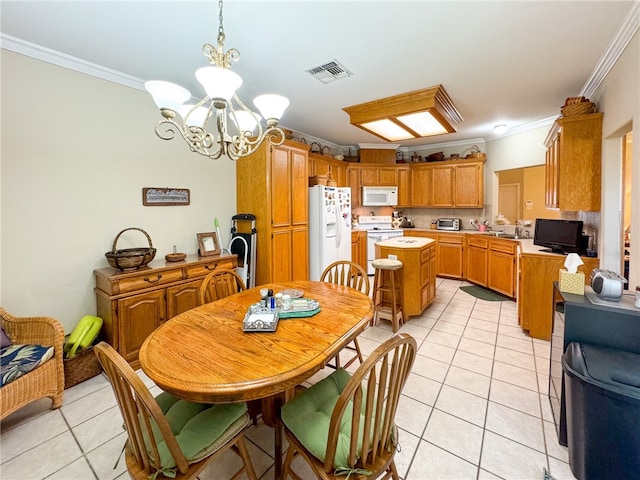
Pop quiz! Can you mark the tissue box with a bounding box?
[559,269,585,295]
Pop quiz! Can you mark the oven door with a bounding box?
[366,231,403,275]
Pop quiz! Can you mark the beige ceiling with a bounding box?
[1,1,636,149]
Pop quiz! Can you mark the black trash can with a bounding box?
[562,342,640,480]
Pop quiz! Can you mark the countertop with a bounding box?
[375,237,435,248]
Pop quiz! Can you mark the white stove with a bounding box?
[358,216,404,274]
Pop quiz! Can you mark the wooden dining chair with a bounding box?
[281,333,417,480]
[198,268,246,305]
[93,342,257,480]
[320,261,370,369]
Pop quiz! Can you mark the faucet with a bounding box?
[515,221,530,239]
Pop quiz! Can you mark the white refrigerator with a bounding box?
[309,185,352,281]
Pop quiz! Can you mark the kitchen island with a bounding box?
[375,237,436,317]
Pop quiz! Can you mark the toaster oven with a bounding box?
[437,218,461,231]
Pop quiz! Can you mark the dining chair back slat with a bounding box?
[198,268,246,305]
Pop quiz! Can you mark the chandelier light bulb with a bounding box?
[145,80,191,112]
[195,66,243,102]
[254,94,290,121]
[231,111,262,133]
[178,104,209,128]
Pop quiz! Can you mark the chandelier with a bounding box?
[144,0,289,161]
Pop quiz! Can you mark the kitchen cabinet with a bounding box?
[518,252,599,340]
[375,237,436,317]
[431,165,455,207]
[409,159,484,208]
[544,112,603,211]
[351,230,367,272]
[404,230,463,279]
[237,140,310,285]
[396,166,410,207]
[466,235,489,286]
[348,167,362,206]
[455,161,484,207]
[308,153,348,187]
[410,165,433,206]
[437,233,465,278]
[94,254,238,368]
[487,238,517,298]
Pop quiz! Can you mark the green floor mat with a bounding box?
[459,285,512,302]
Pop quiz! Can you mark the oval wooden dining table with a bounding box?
[139,280,374,479]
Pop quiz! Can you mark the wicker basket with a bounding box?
[64,346,102,389]
[105,227,156,270]
[564,96,587,106]
[561,101,596,117]
[309,175,328,187]
[326,172,337,187]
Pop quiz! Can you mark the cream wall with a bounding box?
[1,51,238,332]
[592,30,639,287]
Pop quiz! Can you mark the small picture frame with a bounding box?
[196,232,221,257]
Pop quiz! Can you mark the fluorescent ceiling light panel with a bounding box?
[343,84,462,142]
[361,120,415,141]
[397,111,448,136]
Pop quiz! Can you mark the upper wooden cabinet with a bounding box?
[544,112,603,211]
[237,140,310,285]
[410,165,433,207]
[308,153,348,187]
[396,166,410,207]
[454,161,484,207]
[408,158,484,208]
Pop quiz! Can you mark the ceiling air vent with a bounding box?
[306,60,353,84]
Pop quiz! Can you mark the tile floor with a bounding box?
[0,279,578,480]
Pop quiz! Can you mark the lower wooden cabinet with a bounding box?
[487,239,517,298]
[351,230,367,272]
[518,254,599,340]
[95,254,237,368]
[436,234,464,279]
[375,239,436,317]
[466,236,489,285]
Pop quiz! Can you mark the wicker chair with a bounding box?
[320,261,370,369]
[198,268,246,305]
[0,308,65,420]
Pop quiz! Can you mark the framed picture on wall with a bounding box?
[197,232,220,257]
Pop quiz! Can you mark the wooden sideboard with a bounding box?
[94,254,237,368]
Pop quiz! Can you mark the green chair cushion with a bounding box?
[281,368,365,471]
[149,392,249,470]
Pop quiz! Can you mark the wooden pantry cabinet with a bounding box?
[237,140,310,285]
[544,112,603,211]
[94,254,238,368]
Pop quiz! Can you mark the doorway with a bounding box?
[498,184,521,224]
[622,131,633,288]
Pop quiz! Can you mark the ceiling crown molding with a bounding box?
[580,1,640,98]
[0,33,144,90]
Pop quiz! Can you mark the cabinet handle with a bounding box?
[205,263,218,270]
[143,274,163,283]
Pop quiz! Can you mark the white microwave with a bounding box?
[362,186,398,206]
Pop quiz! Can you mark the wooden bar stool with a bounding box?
[371,258,405,332]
